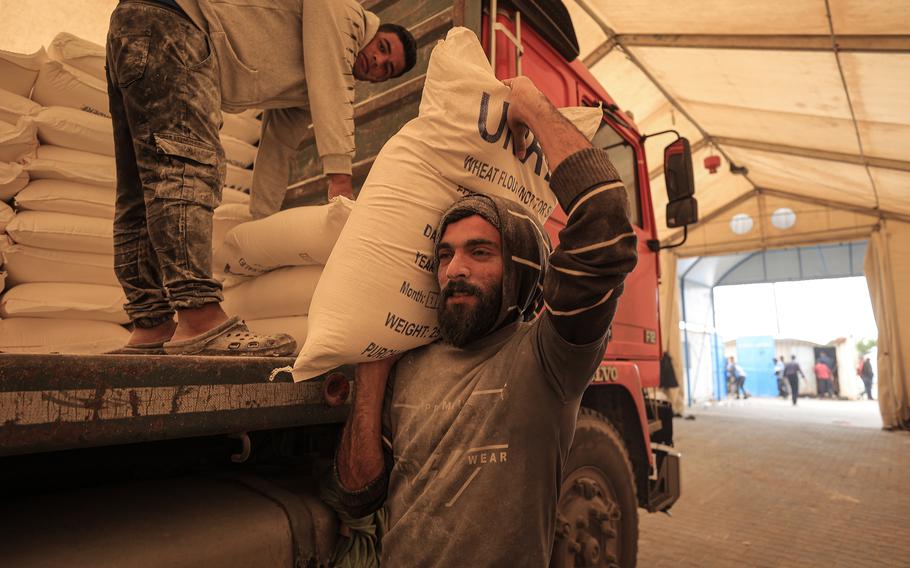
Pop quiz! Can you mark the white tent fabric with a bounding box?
[566,0,910,248]
[865,221,910,430]
[568,0,909,424]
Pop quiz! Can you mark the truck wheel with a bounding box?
[551,408,638,568]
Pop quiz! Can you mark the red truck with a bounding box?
[0,2,694,566]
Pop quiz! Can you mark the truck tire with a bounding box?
[551,408,638,568]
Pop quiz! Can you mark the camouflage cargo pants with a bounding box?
[106,0,225,328]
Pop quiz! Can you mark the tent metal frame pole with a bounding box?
[709,284,722,402]
[823,0,882,211]
[712,137,910,173]
[848,241,854,275]
[582,37,618,68]
[716,251,760,286]
[671,226,876,259]
[757,190,769,253]
[613,33,910,53]
[679,256,705,407]
[817,244,831,276]
[680,276,693,407]
[756,188,910,223]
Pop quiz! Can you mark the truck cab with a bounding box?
[480,3,687,565]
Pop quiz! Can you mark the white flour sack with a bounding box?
[15,179,114,218]
[222,112,261,145]
[225,164,253,193]
[32,60,110,118]
[221,134,257,168]
[0,48,48,97]
[47,32,106,82]
[2,244,117,287]
[290,27,601,380]
[6,211,113,254]
[24,145,115,187]
[220,197,353,276]
[33,106,114,156]
[0,120,38,163]
[213,203,253,248]
[0,318,128,354]
[213,203,252,275]
[0,162,29,201]
[0,282,127,324]
[0,89,41,125]
[223,265,321,320]
[0,200,14,232]
[223,187,250,205]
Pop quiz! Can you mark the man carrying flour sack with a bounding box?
[332,77,638,566]
[104,0,416,355]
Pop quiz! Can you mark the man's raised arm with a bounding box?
[505,77,638,346]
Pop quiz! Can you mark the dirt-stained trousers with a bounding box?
[106,0,225,328]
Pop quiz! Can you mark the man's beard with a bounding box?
[437,280,502,348]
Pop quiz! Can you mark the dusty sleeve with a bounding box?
[535,148,639,399]
[301,0,358,176]
[332,448,391,518]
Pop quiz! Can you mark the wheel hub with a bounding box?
[552,467,622,568]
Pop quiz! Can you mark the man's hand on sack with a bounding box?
[328,173,355,200]
[503,75,591,171]
[502,76,549,159]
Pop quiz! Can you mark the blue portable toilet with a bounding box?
[734,336,777,397]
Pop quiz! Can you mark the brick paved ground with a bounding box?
[637,398,910,568]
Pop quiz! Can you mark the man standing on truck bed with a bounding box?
[105,0,417,355]
[332,77,638,565]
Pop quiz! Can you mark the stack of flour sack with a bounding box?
[0,33,333,354]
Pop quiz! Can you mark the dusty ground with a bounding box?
[637,397,910,568]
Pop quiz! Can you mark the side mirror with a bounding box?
[663,138,698,228]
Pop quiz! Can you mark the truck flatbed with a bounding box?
[0,354,351,458]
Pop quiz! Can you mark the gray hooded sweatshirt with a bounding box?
[339,148,638,567]
[176,0,380,217]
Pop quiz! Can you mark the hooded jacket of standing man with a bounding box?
[176,0,415,217]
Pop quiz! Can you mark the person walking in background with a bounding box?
[727,357,749,399]
[784,355,805,406]
[774,357,788,398]
[814,359,834,398]
[859,356,875,400]
[819,352,834,374]
[818,351,839,396]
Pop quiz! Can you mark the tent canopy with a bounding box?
[565,0,910,257]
